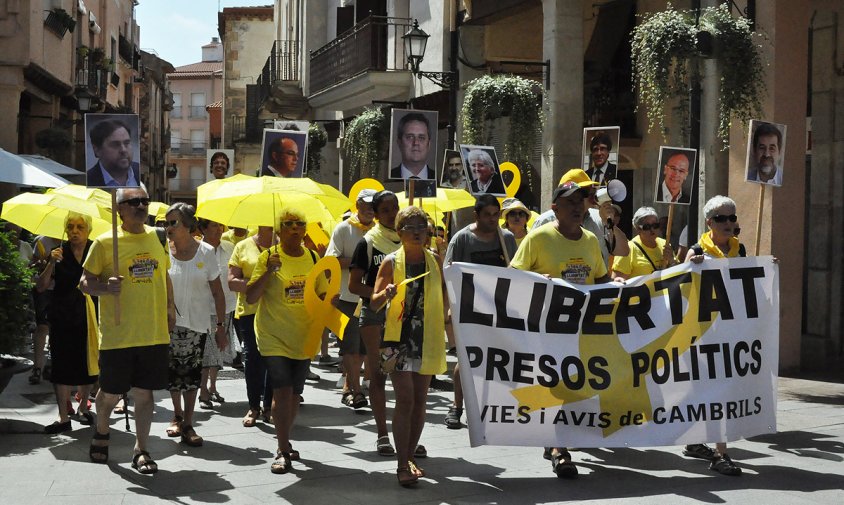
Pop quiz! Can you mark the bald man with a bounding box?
[262,137,301,177]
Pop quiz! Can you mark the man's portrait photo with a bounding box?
[581,126,620,185]
[84,114,141,188]
[260,129,308,178]
[461,145,505,196]
[440,149,467,189]
[745,120,786,186]
[207,149,235,181]
[388,109,438,181]
[654,146,697,205]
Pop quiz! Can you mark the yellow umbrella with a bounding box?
[396,187,476,214]
[148,201,169,222]
[46,184,113,208]
[1,191,112,240]
[195,175,349,228]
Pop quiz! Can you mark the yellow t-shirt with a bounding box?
[249,246,327,359]
[82,225,171,350]
[612,235,666,278]
[511,222,607,284]
[228,237,265,318]
[222,227,252,246]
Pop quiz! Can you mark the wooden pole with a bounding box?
[110,190,121,325]
[755,183,765,256]
[665,203,675,246]
[408,179,415,207]
[496,227,511,266]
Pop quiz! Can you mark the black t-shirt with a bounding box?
[350,237,396,301]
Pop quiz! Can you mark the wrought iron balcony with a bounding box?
[309,15,413,95]
[256,40,301,112]
[75,51,109,102]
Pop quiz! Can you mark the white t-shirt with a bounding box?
[325,219,367,303]
[206,239,237,313]
[169,241,220,333]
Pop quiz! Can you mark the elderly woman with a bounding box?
[164,203,227,447]
[501,198,530,246]
[681,195,747,476]
[246,208,326,475]
[612,207,675,280]
[371,206,447,487]
[467,149,506,195]
[37,212,97,433]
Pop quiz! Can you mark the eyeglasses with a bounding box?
[165,219,181,228]
[280,220,306,228]
[508,211,528,219]
[65,223,87,231]
[711,214,737,223]
[119,197,150,207]
[400,224,428,233]
[639,223,660,231]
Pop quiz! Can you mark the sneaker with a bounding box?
[317,355,340,366]
[551,449,578,479]
[683,443,717,460]
[306,370,320,381]
[710,454,742,476]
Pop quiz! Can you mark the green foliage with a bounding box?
[342,106,389,180]
[35,127,73,155]
[459,74,544,167]
[306,122,328,174]
[0,232,34,355]
[631,4,765,142]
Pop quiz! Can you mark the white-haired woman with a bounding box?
[612,206,675,281]
[37,212,97,433]
[467,149,506,194]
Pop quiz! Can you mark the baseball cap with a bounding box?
[357,189,377,203]
[551,181,588,202]
[559,168,601,188]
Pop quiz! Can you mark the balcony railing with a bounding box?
[309,15,412,95]
[75,50,109,102]
[256,40,301,112]
[231,115,262,144]
[169,142,210,155]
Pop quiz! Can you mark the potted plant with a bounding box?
[631,3,765,141]
[307,122,328,174]
[342,106,389,181]
[0,231,34,394]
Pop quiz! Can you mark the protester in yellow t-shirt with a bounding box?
[81,184,175,475]
[611,206,676,280]
[245,208,326,475]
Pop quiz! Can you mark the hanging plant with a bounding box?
[631,3,765,141]
[0,232,34,356]
[342,106,389,181]
[306,122,328,174]
[460,74,544,167]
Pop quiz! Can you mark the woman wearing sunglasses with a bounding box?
[680,195,746,476]
[501,197,530,246]
[611,206,675,281]
[371,206,447,487]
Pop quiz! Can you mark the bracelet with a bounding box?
[215,322,224,327]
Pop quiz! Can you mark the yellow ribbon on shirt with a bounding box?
[304,256,348,347]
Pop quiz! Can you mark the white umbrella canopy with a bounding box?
[0,148,71,187]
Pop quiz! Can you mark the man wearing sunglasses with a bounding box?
[80,184,176,474]
[86,119,141,188]
[262,136,302,178]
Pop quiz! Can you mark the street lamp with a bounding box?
[74,87,94,113]
[402,20,456,89]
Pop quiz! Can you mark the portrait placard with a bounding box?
[84,113,141,188]
[259,129,308,178]
[654,146,697,206]
[745,120,786,187]
[460,145,505,197]
[388,109,438,181]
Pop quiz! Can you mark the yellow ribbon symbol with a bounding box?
[499,162,521,198]
[306,222,330,250]
[304,256,349,352]
[348,178,385,212]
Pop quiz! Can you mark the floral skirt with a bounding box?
[168,326,206,391]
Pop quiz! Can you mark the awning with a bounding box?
[0,148,70,188]
[18,154,85,185]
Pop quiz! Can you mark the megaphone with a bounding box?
[597,179,627,204]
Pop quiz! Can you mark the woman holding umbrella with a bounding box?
[37,212,97,433]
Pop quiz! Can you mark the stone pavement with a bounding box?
[1,354,843,505]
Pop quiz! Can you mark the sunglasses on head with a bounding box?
[711,214,738,223]
[120,197,150,207]
[280,220,306,228]
[639,223,659,231]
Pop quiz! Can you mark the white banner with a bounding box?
[443,258,780,448]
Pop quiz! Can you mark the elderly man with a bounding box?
[511,180,610,479]
[80,183,175,474]
[86,119,141,187]
[584,131,617,185]
[656,152,691,204]
[390,113,435,180]
[262,137,300,177]
[747,122,783,185]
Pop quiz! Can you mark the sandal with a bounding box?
[166,415,183,437]
[710,454,742,476]
[445,406,463,429]
[341,390,354,407]
[28,367,41,385]
[551,449,578,479]
[242,409,259,428]
[262,408,274,425]
[408,460,425,478]
[180,424,203,447]
[114,399,127,415]
[414,444,427,458]
[684,443,717,460]
[75,410,94,426]
[396,466,418,487]
[131,450,158,474]
[210,391,225,403]
[198,396,214,410]
[287,444,301,461]
[89,430,109,464]
[351,392,368,409]
[376,435,395,456]
[270,450,292,474]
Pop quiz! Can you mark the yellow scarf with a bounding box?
[348,213,374,233]
[698,231,740,258]
[384,247,446,375]
[366,223,401,257]
[85,294,100,376]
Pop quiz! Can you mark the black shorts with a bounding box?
[337,300,365,355]
[98,344,169,394]
[263,355,310,394]
[32,289,51,325]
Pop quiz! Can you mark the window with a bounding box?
[170,130,181,153]
[190,93,206,118]
[190,129,205,152]
[171,93,182,119]
[189,166,205,190]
